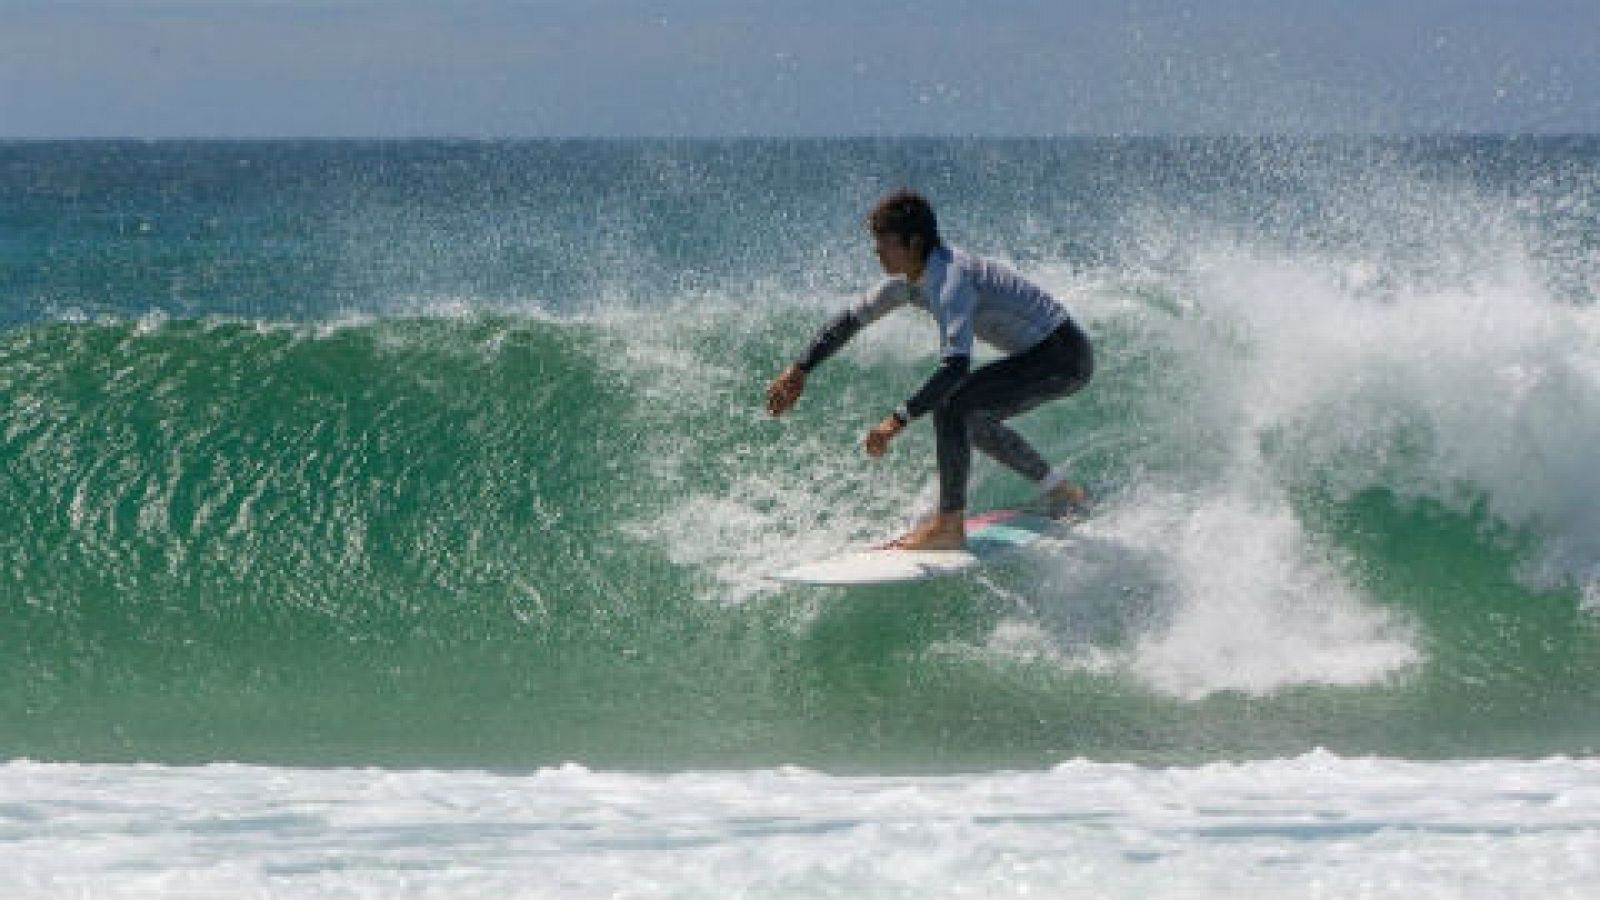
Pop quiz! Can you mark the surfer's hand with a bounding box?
[766,364,806,417]
[863,414,904,457]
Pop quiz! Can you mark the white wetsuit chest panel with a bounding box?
[851,246,1069,358]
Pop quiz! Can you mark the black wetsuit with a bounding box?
[796,245,1092,512]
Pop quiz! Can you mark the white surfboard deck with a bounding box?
[771,508,1063,586]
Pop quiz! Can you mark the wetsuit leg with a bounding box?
[968,410,1052,482]
[931,325,1092,512]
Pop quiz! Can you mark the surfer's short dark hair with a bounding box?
[868,189,942,259]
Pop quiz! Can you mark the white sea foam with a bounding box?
[1174,236,1600,593]
[1009,219,1600,697]
[2,754,1597,899]
[1081,484,1419,699]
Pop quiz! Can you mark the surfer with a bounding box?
[766,188,1093,551]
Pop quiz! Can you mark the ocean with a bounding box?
[2,138,1598,897]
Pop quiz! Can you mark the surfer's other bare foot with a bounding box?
[1045,480,1090,519]
[889,511,966,551]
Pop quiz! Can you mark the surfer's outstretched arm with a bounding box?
[767,308,866,416]
[796,309,864,373]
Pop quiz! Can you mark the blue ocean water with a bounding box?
[3,138,1599,897]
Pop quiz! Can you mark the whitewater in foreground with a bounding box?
[3,753,1597,899]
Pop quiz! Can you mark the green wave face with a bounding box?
[1,311,1596,770]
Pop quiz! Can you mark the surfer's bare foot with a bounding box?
[889,511,966,551]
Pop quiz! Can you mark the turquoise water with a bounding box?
[2,139,1599,771]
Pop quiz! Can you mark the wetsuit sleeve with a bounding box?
[794,309,862,373]
[904,354,971,419]
[794,279,909,372]
[852,277,910,326]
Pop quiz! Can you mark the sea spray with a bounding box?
[1,139,1597,770]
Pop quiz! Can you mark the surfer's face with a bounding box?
[873,231,923,279]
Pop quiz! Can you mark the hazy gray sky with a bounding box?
[3,0,1596,137]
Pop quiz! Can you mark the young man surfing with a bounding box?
[766,189,1094,551]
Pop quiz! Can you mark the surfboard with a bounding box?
[770,508,1064,586]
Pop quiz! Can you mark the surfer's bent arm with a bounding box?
[901,354,971,421]
[863,352,968,457]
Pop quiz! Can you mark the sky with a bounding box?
[2,0,1597,138]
